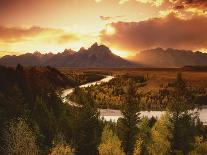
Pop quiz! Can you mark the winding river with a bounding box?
[61,76,207,125]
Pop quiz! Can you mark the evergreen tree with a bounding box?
[118,80,140,155]
[168,73,199,154]
[74,88,102,155]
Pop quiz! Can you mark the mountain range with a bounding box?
[0,43,138,68]
[1,44,207,68]
[128,48,207,68]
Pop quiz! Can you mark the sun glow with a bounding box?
[111,48,132,58]
[105,25,116,35]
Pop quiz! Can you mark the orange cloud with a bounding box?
[0,26,63,43]
[0,26,83,45]
[173,0,207,9]
[0,26,96,54]
[100,14,207,52]
[171,0,207,15]
[136,0,165,7]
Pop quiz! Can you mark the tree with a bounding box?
[49,133,74,155]
[98,125,125,155]
[16,63,24,72]
[168,73,199,154]
[134,117,152,155]
[73,88,102,155]
[118,80,140,155]
[49,144,74,155]
[149,113,173,155]
[2,118,38,155]
[189,136,207,155]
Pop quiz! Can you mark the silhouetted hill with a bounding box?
[0,43,139,68]
[0,65,77,98]
[128,48,207,68]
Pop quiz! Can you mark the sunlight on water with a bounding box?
[100,109,207,125]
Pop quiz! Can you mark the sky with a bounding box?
[0,0,207,57]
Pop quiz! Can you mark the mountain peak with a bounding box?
[63,49,75,55]
[91,42,99,48]
[88,43,112,56]
[33,51,42,57]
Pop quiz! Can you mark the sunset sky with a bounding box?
[1,0,207,57]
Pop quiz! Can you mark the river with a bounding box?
[61,75,207,125]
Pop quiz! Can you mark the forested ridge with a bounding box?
[0,65,207,155]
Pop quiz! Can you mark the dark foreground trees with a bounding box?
[73,88,102,155]
[168,73,200,154]
[118,80,140,155]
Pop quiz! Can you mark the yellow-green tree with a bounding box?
[149,113,173,155]
[98,125,125,155]
[49,144,74,155]
[2,118,39,155]
[189,136,207,155]
[134,117,152,155]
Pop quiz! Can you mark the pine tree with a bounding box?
[118,80,140,155]
[74,89,102,155]
[168,73,199,154]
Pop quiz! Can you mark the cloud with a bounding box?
[0,25,97,53]
[57,34,80,44]
[100,15,124,21]
[0,26,82,45]
[100,13,207,52]
[171,0,207,15]
[172,0,207,9]
[100,16,113,21]
[136,0,165,7]
[0,26,63,43]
